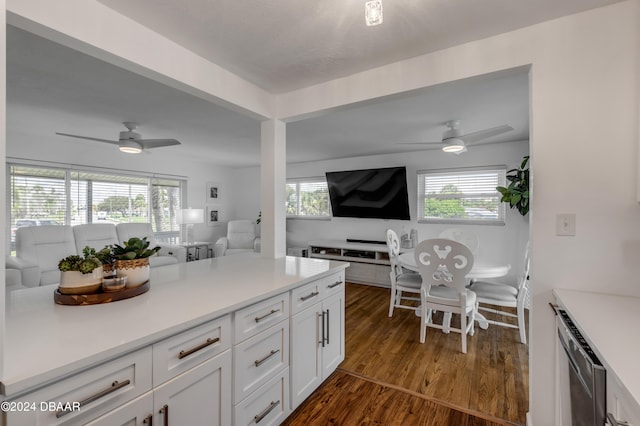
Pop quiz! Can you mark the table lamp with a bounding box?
[177,208,204,244]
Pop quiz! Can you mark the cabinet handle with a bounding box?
[325,308,330,345]
[255,309,280,323]
[300,291,319,301]
[159,404,169,426]
[55,379,131,418]
[178,337,220,359]
[319,311,326,347]
[254,400,280,423]
[328,281,343,289]
[607,413,630,426]
[143,414,153,425]
[254,349,280,367]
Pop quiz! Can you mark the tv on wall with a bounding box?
[325,166,411,220]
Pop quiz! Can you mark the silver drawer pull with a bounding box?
[255,309,280,323]
[607,413,630,426]
[254,400,280,423]
[328,280,343,289]
[254,349,280,367]
[178,337,220,359]
[300,291,319,301]
[56,379,130,418]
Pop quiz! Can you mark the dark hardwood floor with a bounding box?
[284,283,529,425]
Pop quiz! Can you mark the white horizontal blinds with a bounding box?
[150,177,181,242]
[7,162,184,248]
[286,182,298,215]
[286,178,330,217]
[9,165,66,226]
[74,171,148,224]
[418,167,506,223]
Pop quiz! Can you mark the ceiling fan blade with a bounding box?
[460,125,514,144]
[56,132,120,145]
[397,141,443,145]
[138,138,181,149]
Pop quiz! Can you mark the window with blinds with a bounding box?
[8,163,184,246]
[417,167,506,224]
[286,177,330,218]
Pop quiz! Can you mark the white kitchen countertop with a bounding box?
[1,254,348,397]
[554,288,640,412]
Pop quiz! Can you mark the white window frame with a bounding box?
[417,166,506,225]
[7,160,187,248]
[286,177,330,219]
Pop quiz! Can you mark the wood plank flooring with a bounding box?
[285,283,529,425]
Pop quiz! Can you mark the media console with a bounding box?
[308,239,392,287]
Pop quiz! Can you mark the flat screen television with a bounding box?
[325,166,411,220]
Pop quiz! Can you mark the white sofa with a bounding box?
[7,223,186,288]
[214,220,261,257]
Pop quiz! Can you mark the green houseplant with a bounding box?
[112,237,161,288]
[58,246,104,294]
[497,155,530,216]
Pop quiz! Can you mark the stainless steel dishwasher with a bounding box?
[555,308,606,426]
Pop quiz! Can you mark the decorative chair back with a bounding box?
[386,229,403,276]
[414,238,474,295]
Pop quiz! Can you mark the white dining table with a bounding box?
[397,250,511,329]
[397,251,511,280]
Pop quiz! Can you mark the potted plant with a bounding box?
[112,237,161,288]
[497,155,530,216]
[84,246,117,276]
[58,246,104,294]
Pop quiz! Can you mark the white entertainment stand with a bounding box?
[308,239,392,287]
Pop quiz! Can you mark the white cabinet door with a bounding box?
[290,302,322,409]
[85,392,153,426]
[153,350,232,426]
[321,291,345,378]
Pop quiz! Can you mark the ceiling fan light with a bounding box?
[365,0,383,26]
[119,140,142,154]
[442,138,466,153]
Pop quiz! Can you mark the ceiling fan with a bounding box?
[401,120,514,154]
[56,122,181,154]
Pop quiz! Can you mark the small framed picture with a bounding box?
[206,182,221,202]
[206,206,221,226]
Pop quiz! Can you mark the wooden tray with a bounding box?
[54,281,150,306]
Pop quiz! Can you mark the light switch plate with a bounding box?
[556,214,576,236]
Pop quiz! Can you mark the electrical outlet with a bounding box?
[556,214,576,236]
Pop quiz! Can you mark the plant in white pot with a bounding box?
[58,247,104,294]
[112,237,160,288]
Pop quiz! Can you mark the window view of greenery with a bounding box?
[418,169,505,223]
[286,179,330,217]
[9,164,183,249]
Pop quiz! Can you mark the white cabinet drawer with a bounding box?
[234,368,290,426]
[321,272,345,298]
[234,292,290,343]
[291,281,322,314]
[4,347,152,426]
[84,391,153,425]
[153,315,231,385]
[233,320,289,404]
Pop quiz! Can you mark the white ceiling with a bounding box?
[6,1,622,166]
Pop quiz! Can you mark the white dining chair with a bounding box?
[414,238,477,353]
[469,244,530,344]
[386,229,422,317]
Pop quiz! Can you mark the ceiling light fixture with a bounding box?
[442,138,467,154]
[365,0,383,26]
[119,140,143,154]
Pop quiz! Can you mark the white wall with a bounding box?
[239,140,530,281]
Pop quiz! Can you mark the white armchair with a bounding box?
[215,220,260,257]
[115,223,186,265]
[10,225,77,287]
